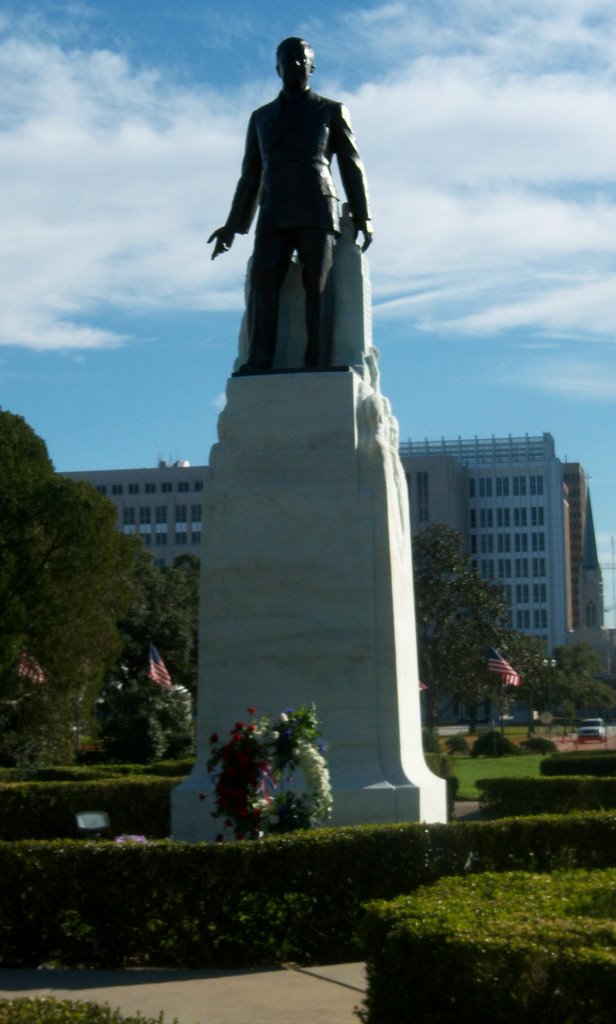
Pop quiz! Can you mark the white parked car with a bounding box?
[576,718,606,739]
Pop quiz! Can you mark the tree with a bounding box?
[413,524,513,730]
[0,410,135,765]
[96,549,198,762]
[552,644,613,715]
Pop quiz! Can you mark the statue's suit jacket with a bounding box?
[225,89,371,236]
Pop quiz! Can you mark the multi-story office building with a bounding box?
[63,461,210,568]
[400,433,577,651]
[65,434,604,661]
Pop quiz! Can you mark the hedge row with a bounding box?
[0,760,194,783]
[477,775,616,817]
[0,1001,170,1024]
[1,812,616,969]
[541,751,616,777]
[0,777,185,840]
[360,868,616,1024]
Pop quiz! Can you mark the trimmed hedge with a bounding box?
[0,760,193,783]
[541,751,616,777]
[0,777,184,840]
[360,868,616,1024]
[0,1001,171,1024]
[477,775,616,817]
[1,812,616,968]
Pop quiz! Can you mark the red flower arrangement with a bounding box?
[206,705,331,841]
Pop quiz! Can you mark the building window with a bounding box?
[96,485,107,496]
[162,482,173,493]
[178,481,190,492]
[479,477,492,497]
[516,609,530,629]
[128,483,140,495]
[194,481,204,491]
[531,532,545,552]
[139,507,151,525]
[534,608,548,630]
[123,507,135,526]
[531,507,544,526]
[532,558,546,577]
[175,505,187,523]
[533,583,547,603]
[469,478,476,498]
[175,533,188,545]
[191,531,202,544]
[516,583,529,603]
[496,476,510,497]
[515,558,529,578]
[513,475,526,496]
[481,560,495,579]
[514,533,528,553]
[155,506,167,524]
[479,509,493,528]
[497,508,510,528]
[416,471,429,523]
[514,508,528,527]
[530,475,544,496]
[470,509,476,529]
[497,559,511,579]
[585,602,597,627]
[112,484,123,495]
[145,483,156,494]
[191,504,202,523]
[155,533,167,546]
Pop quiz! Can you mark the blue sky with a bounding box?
[2,0,616,621]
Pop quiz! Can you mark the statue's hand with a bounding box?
[207,226,235,260]
[354,219,373,252]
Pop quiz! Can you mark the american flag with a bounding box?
[487,647,521,687]
[16,650,46,684]
[148,644,172,688]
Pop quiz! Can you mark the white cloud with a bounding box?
[506,353,616,401]
[1,1,616,351]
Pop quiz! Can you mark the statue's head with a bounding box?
[276,37,315,91]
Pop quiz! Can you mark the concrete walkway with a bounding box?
[0,964,366,1024]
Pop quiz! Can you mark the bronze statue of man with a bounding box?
[208,37,372,373]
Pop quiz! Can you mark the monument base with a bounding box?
[172,369,447,841]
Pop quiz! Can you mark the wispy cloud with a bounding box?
[1,0,616,352]
[506,352,616,401]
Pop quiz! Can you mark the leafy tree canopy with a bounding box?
[413,523,513,729]
[0,410,135,765]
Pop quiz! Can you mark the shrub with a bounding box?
[471,730,519,758]
[423,752,457,816]
[421,728,440,753]
[477,775,616,817]
[444,733,470,756]
[0,761,193,783]
[0,777,184,840]
[519,737,556,754]
[1,813,616,969]
[0,1001,171,1024]
[541,751,616,777]
[360,868,616,1024]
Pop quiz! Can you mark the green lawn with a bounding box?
[453,754,544,800]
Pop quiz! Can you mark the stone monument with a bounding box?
[171,38,447,840]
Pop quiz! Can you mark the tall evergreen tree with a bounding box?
[413,524,512,730]
[0,410,134,765]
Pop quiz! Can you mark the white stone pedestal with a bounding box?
[171,369,447,840]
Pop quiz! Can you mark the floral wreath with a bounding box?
[206,704,332,840]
